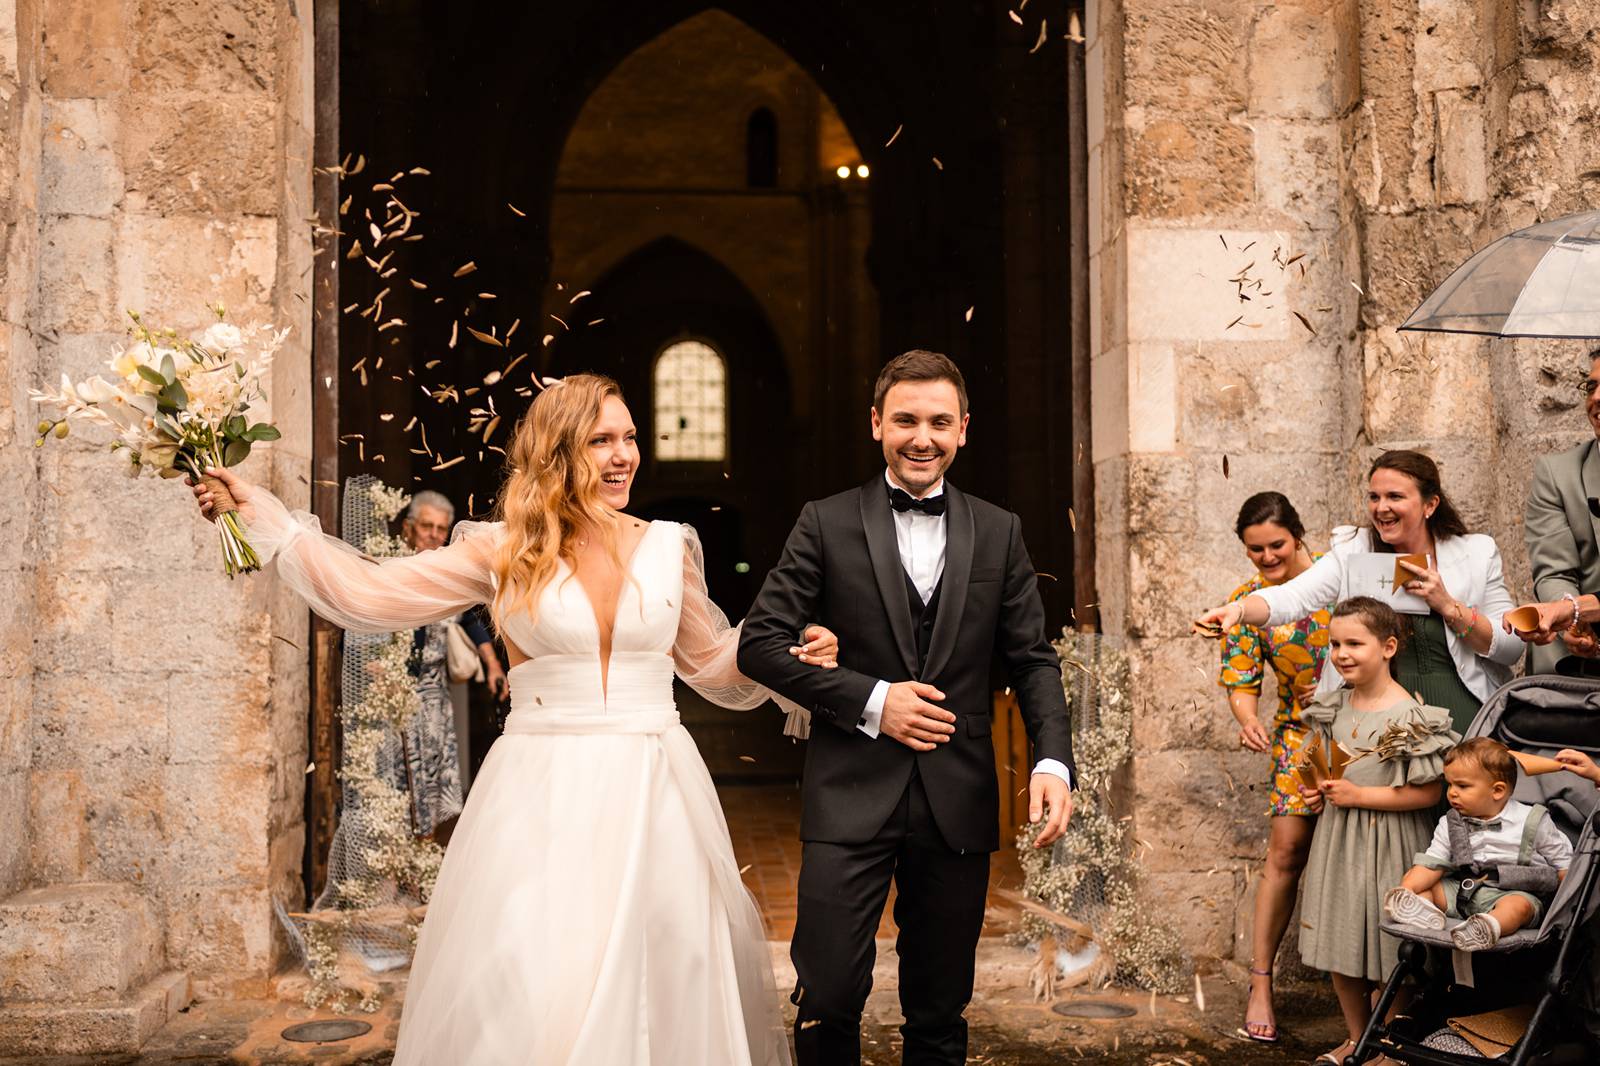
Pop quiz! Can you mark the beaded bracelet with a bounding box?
[1450,604,1479,639]
[1564,593,1583,634]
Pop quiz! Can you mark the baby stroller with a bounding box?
[1350,674,1600,1065]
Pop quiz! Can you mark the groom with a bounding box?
[738,350,1075,1066]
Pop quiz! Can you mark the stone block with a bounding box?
[32,566,116,677]
[1128,636,1239,753]
[1090,342,1129,461]
[1144,868,1242,958]
[1130,750,1272,872]
[1127,342,1178,453]
[1127,226,1292,342]
[166,664,271,765]
[1248,5,1338,119]
[76,760,167,884]
[0,770,25,897]
[1254,119,1340,229]
[114,212,277,329]
[29,769,91,882]
[1125,453,1195,534]
[1415,0,1484,94]
[42,98,122,217]
[40,0,129,97]
[1125,112,1254,218]
[1435,91,1487,206]
[0,970,188,1056]
[124,92,278,216]
[1128,529,1240,639]
[160,761,271,887]
[130,0,277,95]
[110,568,263,668]
[0,882,161,1001]
[1363,326,1493,442]
[38,215,115,334]
[30,671,168,769]
[163,886,274,996]
[1125,5,1248,113]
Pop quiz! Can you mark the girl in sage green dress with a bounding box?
[1298,597,1457,1066]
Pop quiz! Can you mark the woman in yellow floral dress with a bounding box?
[1218,492,1332,1044]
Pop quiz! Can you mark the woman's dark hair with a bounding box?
[1365,449,1470,551]
[1332,596,1406,647]
[1234,491,1306,542]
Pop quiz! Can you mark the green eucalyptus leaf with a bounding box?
[245,423,281,442]
[223,439,251,467]
[159,353,176,384]
[135,365,166,387]
[159,380,188,411]
[226,415,247,438]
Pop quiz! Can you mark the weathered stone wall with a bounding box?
[0,0,313,1050]
[1088,0,1600,965]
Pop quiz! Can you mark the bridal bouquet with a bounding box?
[30,306,289,577]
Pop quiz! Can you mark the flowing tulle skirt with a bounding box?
[392,721,788,1065]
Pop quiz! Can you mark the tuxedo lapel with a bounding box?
[924,483,973,679]
[859,478,919,676]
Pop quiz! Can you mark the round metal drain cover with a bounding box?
[1051,1000,1138,1020]
[282,1019,373,1043]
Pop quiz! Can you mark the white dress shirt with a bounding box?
[1419,798,1574,872]
[859,472,1071,788]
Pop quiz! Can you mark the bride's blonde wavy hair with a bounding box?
[490,374,630,628]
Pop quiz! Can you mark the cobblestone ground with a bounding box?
[0,942,1344,1065]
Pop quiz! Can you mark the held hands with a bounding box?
[880,681,956,752]
[1396,558,1453,615]
[1502,600,1577,646]
[188,466,257,524]
[1195,601,1245,635]
[1029,773,1073,848]
[789,625,839,670]
[1316,777,1363,809]
[1555,749,1600,785]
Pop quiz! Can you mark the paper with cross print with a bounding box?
[1345,552,1432,614]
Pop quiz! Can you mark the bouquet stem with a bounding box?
[194,468,260,577]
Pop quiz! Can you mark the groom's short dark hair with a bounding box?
[874,350,969,416]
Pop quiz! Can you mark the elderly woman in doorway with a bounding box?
[1198,449,1522,739]
[1214,492,1331,1044]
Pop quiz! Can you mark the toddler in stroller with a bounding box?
[1349,675,1600,1066]
[1386,737,1573,951]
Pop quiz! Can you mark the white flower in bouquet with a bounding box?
[30,306,290,577]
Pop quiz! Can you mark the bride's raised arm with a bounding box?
[196,468,496,633]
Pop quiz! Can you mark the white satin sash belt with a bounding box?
[503,651,679,735]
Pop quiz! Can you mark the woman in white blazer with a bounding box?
[1197,450,1521,735]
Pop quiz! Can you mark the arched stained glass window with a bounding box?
[654,340,727,461]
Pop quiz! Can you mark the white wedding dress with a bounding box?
[246,490,791,1065]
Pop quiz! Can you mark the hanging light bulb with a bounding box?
[836,165,851,179]
[856,164,870,178]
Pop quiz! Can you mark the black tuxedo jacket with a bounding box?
[737,477,1074,853]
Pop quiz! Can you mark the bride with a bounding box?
[192,374,835,1065]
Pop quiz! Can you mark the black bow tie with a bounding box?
[889,487,946,516]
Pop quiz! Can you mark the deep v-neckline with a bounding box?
[568,521,658,702]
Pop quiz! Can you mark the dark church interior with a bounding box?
[325,0,1087,785]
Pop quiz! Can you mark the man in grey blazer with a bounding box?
[1524,349,1600,674]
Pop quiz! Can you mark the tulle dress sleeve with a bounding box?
[242,484,498,633]
[672,524,804,726]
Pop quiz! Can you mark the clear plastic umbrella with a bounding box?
[1400,208,1600,338]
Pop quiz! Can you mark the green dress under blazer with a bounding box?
[1525,439,1600,675]
[1297,691,1457,982]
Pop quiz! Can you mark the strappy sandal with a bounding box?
[1313,1039,1355,1064]
[1240,965,1280,1044]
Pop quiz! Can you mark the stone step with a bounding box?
[0,970,190,1056]
[0,882,160,1002]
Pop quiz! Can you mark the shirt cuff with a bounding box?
[1031,758,1072,790]
[858,680,888,738]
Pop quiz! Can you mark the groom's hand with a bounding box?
[1029,774,1073,848]
[880,682,956,752]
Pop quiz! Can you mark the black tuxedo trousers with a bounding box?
[738,478,1074,1066]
